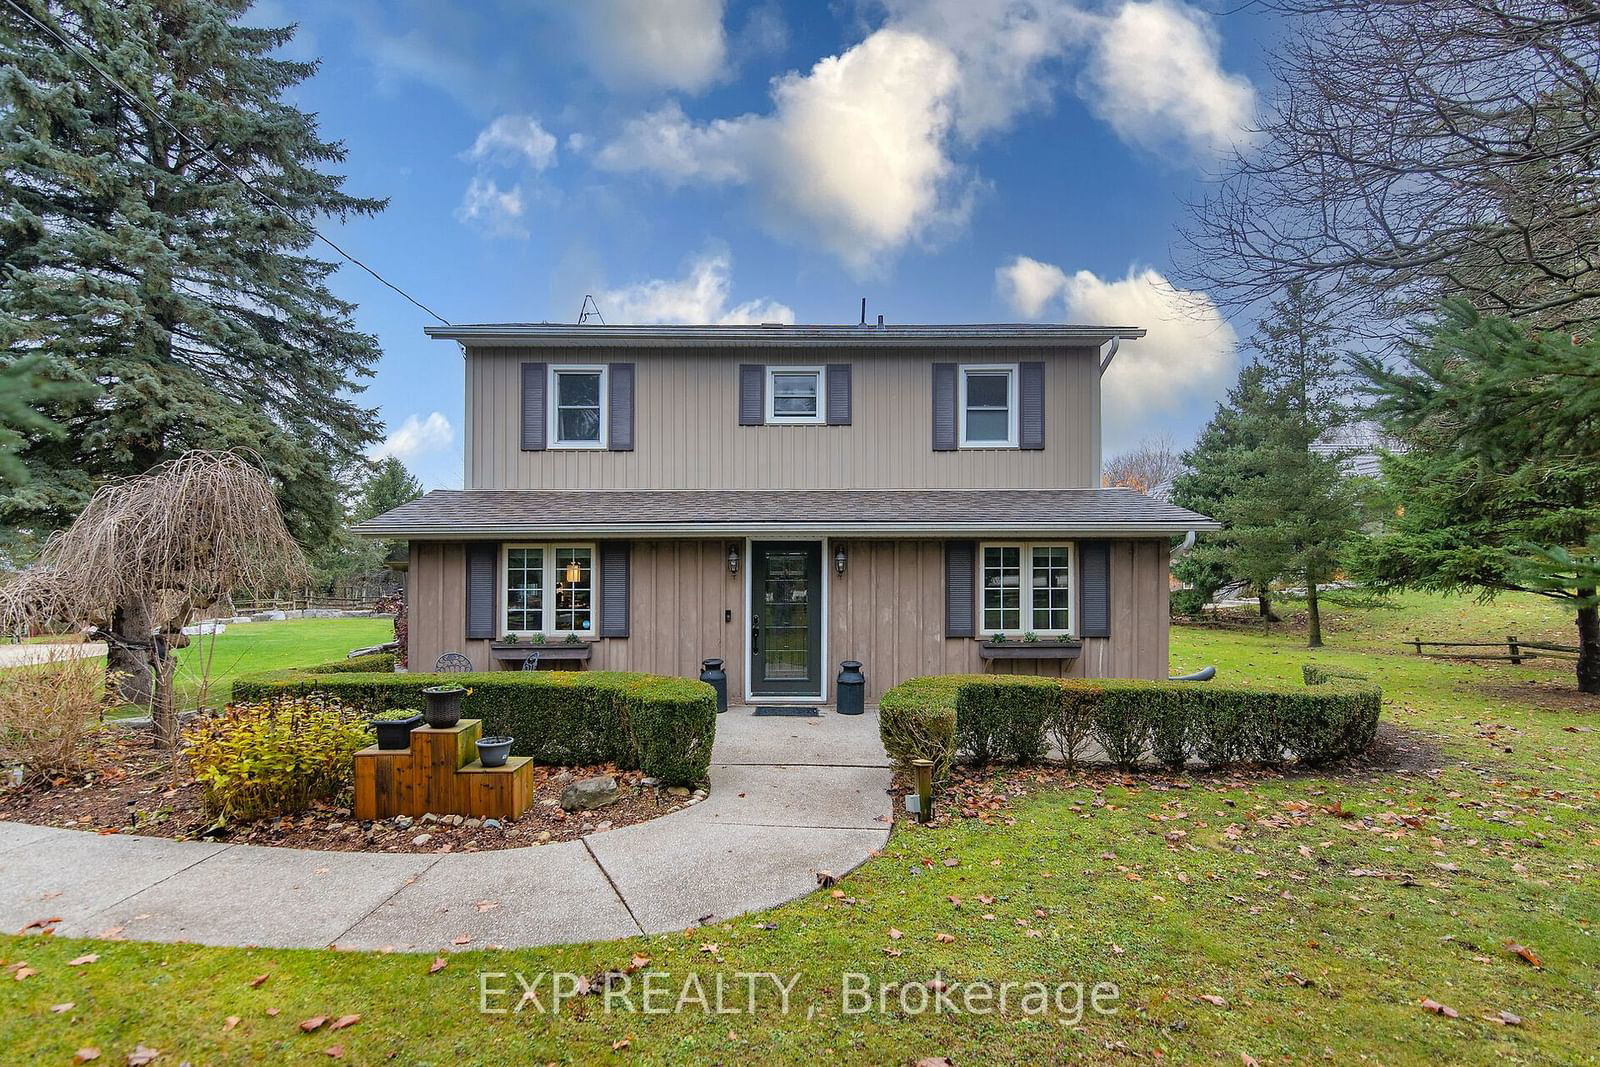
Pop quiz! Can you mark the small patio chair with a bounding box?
[519,651,542,671]
[434,651,473,672]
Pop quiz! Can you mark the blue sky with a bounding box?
[249,0,1275,489]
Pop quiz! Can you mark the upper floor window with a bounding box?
[504,543,594,635]
[960,364,1017,447]
[550,365,607,448]
[981,542,1074,635]
[766,366,824,424]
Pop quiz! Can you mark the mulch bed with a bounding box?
[0,729,701,854]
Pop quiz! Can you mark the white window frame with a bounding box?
[958,363,1018,448]
[765,365,826,425]
[978,541,1076,637]
[548,364,608,449]
[501,542,598,638]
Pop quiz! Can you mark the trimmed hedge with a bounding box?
[299,652,397,674]
[233,667,716,786]
[879,671,1381,775]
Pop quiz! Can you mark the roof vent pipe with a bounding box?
[877,314,884,328]
[860,297,866,326]
[1099,336,1120,375]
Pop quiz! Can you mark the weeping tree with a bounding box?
[0,451,306,740]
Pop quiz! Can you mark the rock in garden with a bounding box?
[464,818,481,829]
[536,830,552,843]
[667,786,690,797]
[639,777,660,788]
[483,819,501,830]
[421,813,438,824]
[560,775,620,811]
[394,815,413,830]
[411,833,432,846]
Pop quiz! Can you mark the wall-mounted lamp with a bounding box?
[834,544,848,575]
[727,544,740,575]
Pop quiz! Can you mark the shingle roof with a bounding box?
[357,488,1219,538]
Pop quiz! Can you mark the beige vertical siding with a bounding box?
[464,345,1100,491]
[408,538,1169,701]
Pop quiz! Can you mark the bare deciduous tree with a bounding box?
[1102,435,1184,499]
[1182,0,1600,334]
[0,451,307,741]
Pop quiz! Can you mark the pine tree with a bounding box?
[1,0,385,700]
[1352,302,1600,693]
[1172,283,1362,645]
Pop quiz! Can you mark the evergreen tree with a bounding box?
[1,1,384,698]
[356,457,424,525]
[1351,303,1600,693]
[307,456,423,593]
[1172,283,1363,644]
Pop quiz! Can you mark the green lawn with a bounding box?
[165,616,394,706]
[3,593,1596,1064]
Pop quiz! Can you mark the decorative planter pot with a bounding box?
[421,685,464,728]
[371,712,423,750]
[836,660,866,715]
[979,641,1083,661]
[476,736,514,768]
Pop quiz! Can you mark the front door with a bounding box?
[749,541,823,698]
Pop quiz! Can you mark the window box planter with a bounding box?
[979,641,1082,661]
[371,711,423,750]
[489,642,592,665]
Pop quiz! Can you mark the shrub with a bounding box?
[0,651,110,782]
[954,677,1057,763]
[881,671,1381,773]
[1170,587,1209,617]
[299,652,396,674]
[186,696,373,821]
[878,676,961,782]
[372,708,419,722]
[233,668,716,786]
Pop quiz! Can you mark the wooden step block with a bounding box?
[456,757,535,819]
[353,721,534,821]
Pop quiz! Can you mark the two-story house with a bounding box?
[358,322,1219,704]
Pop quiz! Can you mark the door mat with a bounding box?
[752,706,820,717]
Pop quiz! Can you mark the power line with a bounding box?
[4,0,452,326]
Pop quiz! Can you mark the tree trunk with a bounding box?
[1306,580,1323,648]
[107,597,157,707]
[1257,591,1282,623]
[1577,594,1599,695]
[151,649,180,746]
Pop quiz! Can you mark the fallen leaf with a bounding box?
[1505,940,1543,968]
[699,942,720,954]
[428,957,447,975]
[934,933,956,943]
[626,954,651,973]
[329,1014,360,1031]
[19,916,62,932]
[450,934,472,946]
[67,954,99,966]
[265,1008,281,1017]
[882,946,903,957]
[916,1058,954,1067]
[247,973,270,988]
[612,1037,631,1051]
[126,1046,160,1066]
[1241,1055,1260,1067]
[51,1002,74,1013]
[888,928,903,940]
[1484,1010,1523,1026]
[323,1045,344,1059]
[830,889,845,899]
[299,1016,328,1033]
[1198,994,1227,1007]
[474,899,501,913]
[943,858,960,867]
[13,966,35,981]
[73,1051,100,1064]
[223,1016,240,1032]
[1420,997,1459,1019]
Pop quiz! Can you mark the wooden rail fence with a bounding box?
[1406,635,1579,664]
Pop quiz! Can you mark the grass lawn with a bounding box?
[3,593,1596,1064]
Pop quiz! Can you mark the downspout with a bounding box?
[1092,337,1120,480]
[1172,529,1197,556]
[1098,336,1120,375]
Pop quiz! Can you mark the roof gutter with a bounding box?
[357,520,1223,540]
[423,325,1148,348]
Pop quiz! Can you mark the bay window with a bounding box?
[980,542,1074,636]
[503,544,594,635]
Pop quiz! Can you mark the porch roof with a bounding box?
[356,488,1220,539]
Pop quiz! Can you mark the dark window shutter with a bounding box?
[1078,540,1111,637]
[608,363,634,451]
[932,362,957,450]
[520,362,547,451]
[465,542,497,641]
[944,540,976,637]
[1019,361,1045,449]
[825,363,852,425]
[738,364,764,425]
[598,541,630,638]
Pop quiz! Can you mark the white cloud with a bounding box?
[1082,0,1254,157]
[596,1,1250,272]
[465,115,557,170]
[599,252,794,325]
[371,412,455,461]
[996,256,1236,447]
[456,177,526,237]
[566,0,728,93]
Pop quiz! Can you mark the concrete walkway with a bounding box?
[0,708,892,951]
[0,640,106,668]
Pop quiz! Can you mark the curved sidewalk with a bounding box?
[0,709,891,951]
